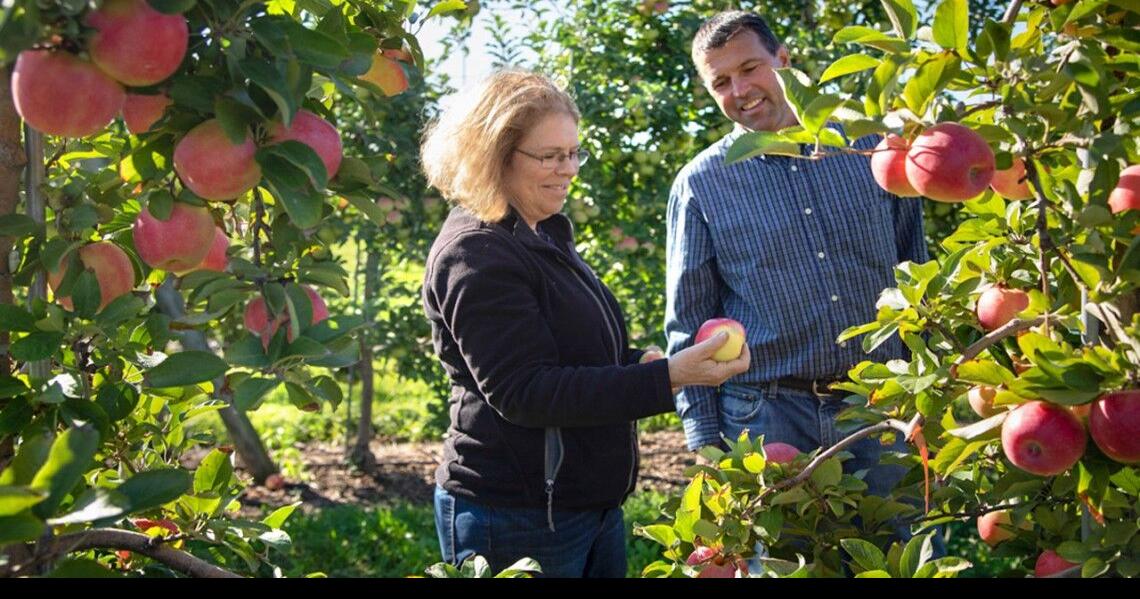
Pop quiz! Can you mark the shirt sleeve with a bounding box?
[665,174,724,451]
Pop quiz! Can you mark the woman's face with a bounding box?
[504,112,581,229]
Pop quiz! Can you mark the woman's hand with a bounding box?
[666,332,750,390]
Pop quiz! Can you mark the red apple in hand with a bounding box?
[1001,401,1086,476]
[695,318,745,361]
[976,286,1029,331]
[1089,390,1140,464]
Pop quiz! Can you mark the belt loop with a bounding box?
[768,379,779,396]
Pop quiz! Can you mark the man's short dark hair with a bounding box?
[692,11,783,62]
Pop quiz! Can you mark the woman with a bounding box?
[420,70,749,578]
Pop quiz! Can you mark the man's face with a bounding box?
[696,30,797,133]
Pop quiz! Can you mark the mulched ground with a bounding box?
[235,430,696,515]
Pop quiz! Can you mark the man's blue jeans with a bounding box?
[719,381,910,498]
[434,486,627,578]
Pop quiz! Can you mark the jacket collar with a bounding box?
[498,206,575,253]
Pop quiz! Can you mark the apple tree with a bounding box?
[0,0,463,577]
[628,0,1139,578]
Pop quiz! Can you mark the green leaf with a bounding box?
[725,131,801,164]
[0,485,47,516]
[30,425,100,518]
[342,192,387,227]
[903,54,961,117]
[880,0,918,39]
[899,532,934,577]
[147,0,196,14]
[224,334,271,368]
[932,0,969,53]
[0,514,45,544]
[258,153,324,229]
[214,96,261,146]
[144,351,228,388]
[44,557,121,578]
[802,94,843,135]
[810,457,843,488]
[424,0,467,20]
[118,468,191,512]
[9,331,63,362]
[856,569,892,577]
[742,452,766,473]
[820,55,882,84]
[94,383,139,422]
[263,501,302,530]
[70,269,102,318]
[283,21,349,69]
[0,214,41,237]
[239,59,297,128]
[833,26,911,53]
[233,376,280,411]
[775,68,816,127]
[0,305,37,332]
[842,537,888,572]
[956,360,1014,386]
[194,449,233,494]
[262,141,328,190]
[982,19,1011,62]
[48,487,130,525]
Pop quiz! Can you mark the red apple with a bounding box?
[1088,390,1140,464]
[360,52,408,96]
[191,227,230,273]
[686,547,747,578]
[976,286,1029,331]
[905,122,995,203]
[122,92,172,135]
[173,119,262,201]
[268,109,343,180]
[264,473,285,490]
[85,0,188,86]
[243,285,329,347]
[47,242,136,311]
[976,510,1028,547]
[990,157,1034,201]
[695,318,746,361]
[1001,400,1087,476]
[763,442,801,465]
[132,202,216,273]
[1034,550,1077,577]
[12,50,124,138]
[1107,164,1140,214]
[871,134,920,197]
[968,385,999,418]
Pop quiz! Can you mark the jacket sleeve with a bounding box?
[426,231,675,429]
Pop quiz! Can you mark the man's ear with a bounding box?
[777,45,790,68]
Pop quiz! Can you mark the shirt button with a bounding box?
[831,295,839,302]
[839,341,848,348]
[790,165,799,172]
[817,252,825,259]
[804,208,813,215]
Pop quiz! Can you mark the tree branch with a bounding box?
[1001,0,1024,27]
[949,315,1055,377]
[11,529,241,578]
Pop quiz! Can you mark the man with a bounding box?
[665,10,928,500]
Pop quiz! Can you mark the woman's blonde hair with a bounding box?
[420,70,580,222]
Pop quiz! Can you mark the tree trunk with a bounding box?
[349,250,380,468]
[155,278,278,482]
[0,66,24,375]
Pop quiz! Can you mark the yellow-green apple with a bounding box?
[360,52,408,96]
[85,0,188,86]
[1088,390,1140,464]
[47,242,135,311]
[1107,164,1140,214]
[1034,550,1077,577]
[976,285,1029,331]
[990,157,1034,201]
[132,202,216,272]
[173,119,262,201]
[763,442,800,465]
[968,385,999,418]
[243,285,329,347]
[905,122,995,202]
[870,134,920,197]
[122,92,171,134]
[1001,400,1087,476]
[12,50,124,137]
[695,318,746,361]
[976,510,1029,547]
[268,109,343,180]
